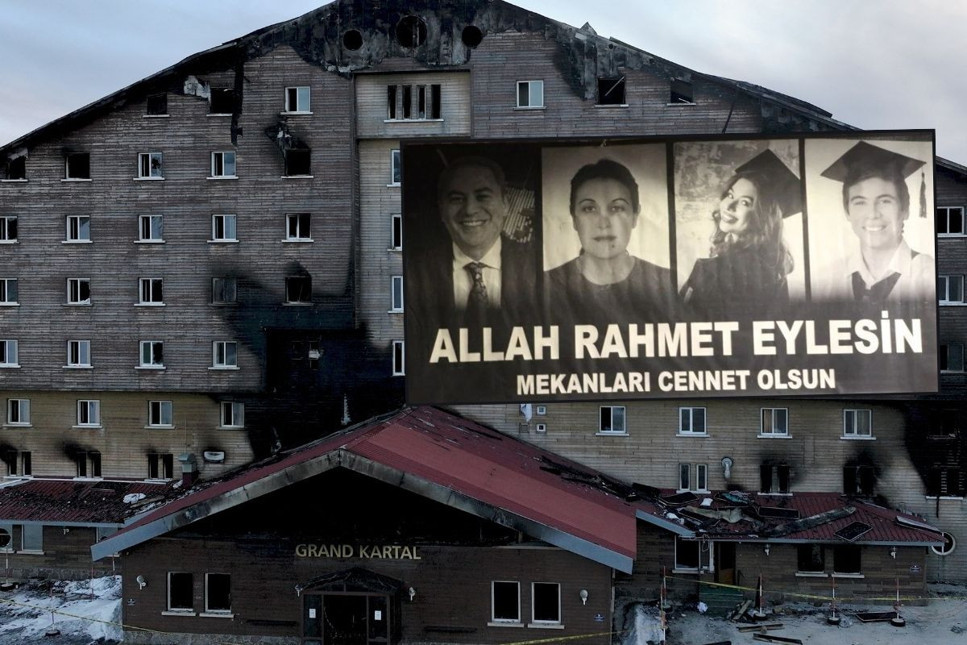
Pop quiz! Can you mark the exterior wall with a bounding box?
[121,537,613,645]
[356,70,472,138]
[0,525,120,579]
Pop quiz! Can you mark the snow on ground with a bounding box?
[0,576,122,645]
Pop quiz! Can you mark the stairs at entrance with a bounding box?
[701,584,747,618]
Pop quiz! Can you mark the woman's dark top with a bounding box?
[680,245,788,320]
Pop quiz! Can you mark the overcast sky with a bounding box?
[2,1,964,164]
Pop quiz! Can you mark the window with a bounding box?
[797,545,825,574]
[146,93,167,116]
[390,213,402,250]
[597,77,626,105]
[599,406,626,434]
[284,86,311,113]
[760,408,788,436]
[941,344,965,372]
[760,463,790,494]
[148,401,173,427]
[516,80,544,108]
[6,399,29,426]
[212,277,237,304]
[211,214,237,242]
[65,215,91,242]
[670,78,694,104]
[139,278,164,305]
[139,340,164,368]
[65,152,90,179]
[939,275,965,304]
[3,450,30,477]
[491,581,519,623]
[2,157,26,181]
[67,278,91,305]
[76,400,100,427]
[531,582,561,625]
[843,409,872,438]
[0,340,18,367]
[212,341,238,369]
[696,464,708,491]
[928,467,964,497]
[390,149,401,185]
[390,275,403,312]
[210,151,236,178]
[678,463,708,492]
[138,215,163,242]
[148,453,174,479]
[67,340,92,367]
[209,88,234,114]
[220,401,244,428]
[20,452,31,477]
[937,206,965,235]
[205,573,232,613]
[284,148,311,176]
[285,276,312,304]
[0,216,17,242]
[674,536,711,572]
[843,464,876,496]
[285,213,311,241]
[679,407,706,435]
[168,572,194,612]
[392,340,405,376]
[832,544,862,575]
[137,152,164,179]
[21,524,42,552]
[0,279,17,305]
[387,83,441,120]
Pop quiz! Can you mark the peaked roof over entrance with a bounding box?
[93,406,638,571]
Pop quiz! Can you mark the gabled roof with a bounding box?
[0,478,178,526]
[92,406,638,571]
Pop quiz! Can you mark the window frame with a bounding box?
[6,399,30,426]
[390,275,404,312]
[220,401,245,429]
[842,409,873,439]
[490,580,521,624]
[204,573,233,615]
[392,340,405,376]
[210,151,237,179]
[0,216,17,243]
[212,341,239,370]
[139,340,164,369]
[674,536,712,573]
[678,463,709,493]
[64,152,91,180]
[0,339,18,367]
[796,544,826,575]
[210,214,238,243]
[137,152,164,180]
[516,80,545,108]
[284,275,312,304]
[76,399,101,428]
[137,214,164,243]
[598,405,627,435]
[211,277,238,305]
[678,407,707,436]
[66,278,91,305]
[938,275,965,304]
[284,213,312,242]
[937,206,965,236]
[941,343,965,372]
[148,400,174,428]
[66,340,92,368]
[147,452,174,479]
[832,544,863,576]
[759,407,789,437]
[65,215,91,243]
[596,77,627,106]
[284,148,312,177]
[530,582,561,626]
[138,278,164,306]
[209,89,234,115]
[145,93,168,116]
[0,278,17,305]
[390,213,403,250]
[390,149,401,186]
[386,83,442,120]
[166,572,195,614]
[283,86,311,113]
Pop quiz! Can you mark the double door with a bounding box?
[302,593,390,645]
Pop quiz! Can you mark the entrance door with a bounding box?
[302,593,390,645]
[715,543,736,585]
[324,595,367,645]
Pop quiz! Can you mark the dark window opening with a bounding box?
[285,149,311,176]
[286,276,312,304]
[843,464,876,496]
[597,77,626,105]
[207,573,232,612]
[930,409,961,438]
[940,344,964,371]
[21,452,30,476]
[212,277,238,304]
[77,451,101,478]
[670,78,694,104]
[343,30,363,51]
[797,544,825,572]
[1,450,17,476]
[492,581,519,622]
[3,157,25,180]
[169,572,193,611]
[532,583,560,623]
[210,88,234,114]
[928,467,964,497]
[832,544,862,574]
[146,93,167,115]
[148,453,174,479]
[937,207,964,235]
[387,85,397,119]
[760,463,790,494]
[396,15,427,48]
[65,152,90,179]
[462,25,484,48]
[402,85,412,119]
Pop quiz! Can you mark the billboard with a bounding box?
[402,132,937,404]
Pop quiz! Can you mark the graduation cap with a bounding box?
[735,149,802,217]
[821,141,928,218]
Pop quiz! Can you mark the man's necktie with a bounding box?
[852,271,901,304]
[465,261,488,324]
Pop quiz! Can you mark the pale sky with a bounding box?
[1,0,964,164]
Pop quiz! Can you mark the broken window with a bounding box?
[210,151,236,178]
[760,408,788,436]
[674,536,711,571]
[209,88,234,114]
[929,409,960,438]
[148,453,174,479]
[670,79,694,104]
[285,275,312,304]
[531,583,560,624]
[146,93,167,116]
[20,452,30,476]
[832,544,861,575]
[285,213,311,241]
[2,157,25,180]
[928,467,964,497]
[138,152,164,179]
[491,581,519,623]
[843,464,876,496]
[760,463,790,494]
[937,206,965,236]
[148,401,173,427]
[517,80,544,108]
[387,84,442,120]
[395,15,427,48]
[462,25,484,48]
[597,77,626,105]
[679,407,706,434]
[76,451,101,477]
[391,213,403,250]
[284,86,310,113]
[797,544,825,573]
[65,152,90,179]
[139,278,164,305]
[940,344,965,372]
[392,340,404,376]
[139,341,164,368]
[0,217,17,243]
[843,409,872,438]
[212,277,237,304]
[599,405,626,434]
[284,148,311,176]
[168,572,194,611]
[206,573,232,613]
[67,278,91,304]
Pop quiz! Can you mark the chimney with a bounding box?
[178,453,198,487]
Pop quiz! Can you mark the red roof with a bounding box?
[0,478,177,525]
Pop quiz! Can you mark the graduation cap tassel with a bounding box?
[920,169,927,219]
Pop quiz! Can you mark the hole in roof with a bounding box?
[396,15,427,48]
[343,29,363,51]
[461,25,483,48]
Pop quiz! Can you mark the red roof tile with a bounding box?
[0,478,177,524]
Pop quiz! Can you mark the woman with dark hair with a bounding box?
[680,149,798,319]
[546,158,674,324]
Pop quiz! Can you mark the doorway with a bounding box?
[302,592,390,645]
[715,542,736,586]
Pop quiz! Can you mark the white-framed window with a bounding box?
[390,275,403,312]
[284,86,311,113]
[941,343,965,372]
[531,582,561,625]
[138,214,164,242]
[76,400,100,427]
[679,463,709,492]
[0,279,17,305]
[679,407,706,435]
[390,149,401,185]
[599,406,626,435]
[66,340,91,368]
[211,214,237,242]
[386,83,441,120]
[67,278,91,305]
[139,340,164,369]
[148,453,174,479]
[490,581,520,624]
[674,536,711,572]
[65,215,91,242]
[212,341,238,369]
[937,206,965,236]
[137,152,164,179]
[390,213,402,250]
[148,401,173,428]
[285,275,312,304]
[0,216,17,243]
[210,151,237,178]
[6,399,30,426]
[212,277,237,304]
[205,573,232,614]
[64,152,91,180]
[760,408,788,437]
[392,340,404,376]
[138,278,164,305]
[220,401,244,428]
[939,275,965,304]
[285,213,311,241]
[516,80,544,108]
[843,409,873,438]
[0,340,18,367]
[167,572,194,613]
